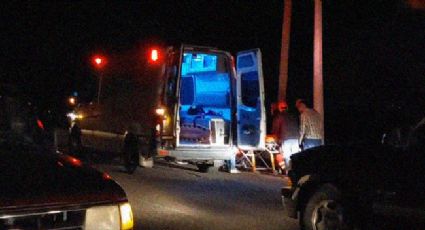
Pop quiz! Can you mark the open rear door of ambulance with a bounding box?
[236,49,266,150]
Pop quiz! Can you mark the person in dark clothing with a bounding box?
[271,101,300,169]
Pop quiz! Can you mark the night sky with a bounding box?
[1,0,424,143]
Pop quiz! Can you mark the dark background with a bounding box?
[1,0,424,144]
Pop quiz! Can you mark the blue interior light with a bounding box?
[181,53,217,75]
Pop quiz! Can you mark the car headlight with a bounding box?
[85,202,133,230]
[119,202,134,230]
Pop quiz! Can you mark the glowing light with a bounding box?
[36,119,44,130]
[68,97,76,106]
[119,203,134,230]
[151,49,159,62]
[265,135,276,143]
[64,156,82,167]
[181,53,217,75]
[67,112,83,121]
[155,108,165,116]
[95,58,102,65]
[92,55,107,69]
[103,172,112,180]
[71,157,81,165]
[67,112,76,121]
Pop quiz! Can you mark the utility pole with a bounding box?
[313,0,324,117]
[92,56,107,104]
[97,72,102,104]
[278,0,292,102]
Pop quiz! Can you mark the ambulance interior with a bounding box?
[179,52,231,145]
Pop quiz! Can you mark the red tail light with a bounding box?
[36,119,44,130]
[103,172,112,180]
[66,156,83,167]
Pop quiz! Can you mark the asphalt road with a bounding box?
[94,161,299,230]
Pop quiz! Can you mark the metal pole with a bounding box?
[278,0,292,102]
[97,72,102,104]
[313,0,324,118]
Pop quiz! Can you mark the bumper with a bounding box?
[281,187,298,219]
[157,147,234,161]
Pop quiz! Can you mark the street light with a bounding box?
[68,96,77,106]
[148,48,162,64]
[95,58,102,65]
[151,49,159,62]
[92,55,106,69]
[91,55,107,103]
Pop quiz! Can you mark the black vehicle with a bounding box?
[282,119,425,230]
[0,90,134,230]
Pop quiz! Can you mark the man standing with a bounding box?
[296,99,324,150]
[272,101,300,170]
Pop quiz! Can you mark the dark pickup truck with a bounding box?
[282,119,425,230]
[0,91,133,230]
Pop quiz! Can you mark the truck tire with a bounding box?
[123,133,139,174]
[197,164,212,173]
[123,148,138,174]
[300,184,350,230]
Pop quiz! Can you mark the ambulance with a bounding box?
[155,45,266,172]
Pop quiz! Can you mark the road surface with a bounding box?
[94,160,298,230]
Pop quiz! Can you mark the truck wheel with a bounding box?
[301,184,350,230]
[123,144,139,174]
[197,164,212,173]
[123,133,139,174]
